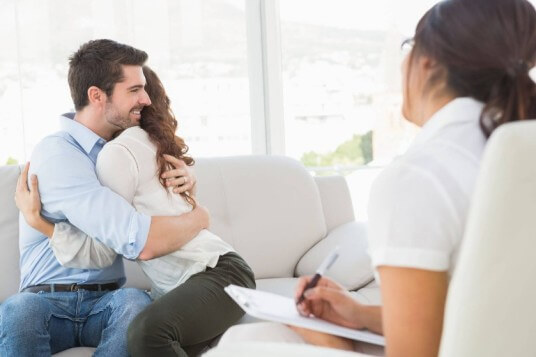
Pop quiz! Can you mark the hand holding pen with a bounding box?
[295,247,340,306]
[294,251,367,329]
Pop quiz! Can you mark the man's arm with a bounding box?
[32,136,206,260]
[139,205,209,260]
[18,159,207,263]
[16,162,117,268]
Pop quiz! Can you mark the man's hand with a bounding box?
[162,154,197,195]
[288,326,355,351]
[193,204,211,230]
[139,203,211,260]
[295,275,365,329]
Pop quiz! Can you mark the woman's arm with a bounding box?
[290,275,383,349]
[51,222,118,269]
[15,163,54,237]
[378,266,448,357]
[295,275,383,334]
[15,163,118,269]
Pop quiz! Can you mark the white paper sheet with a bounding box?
[225,285,385,346]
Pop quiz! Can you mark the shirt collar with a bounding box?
[59,113,107,154]
[411,97,485,148]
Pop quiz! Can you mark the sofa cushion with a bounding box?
[296,221,374,291]
[0,165,22,301]
[52,347,94,356]
[195,156,327,279]
[314,176,355,231]
[204,341,370,357]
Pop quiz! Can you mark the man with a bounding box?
[0,39,209,356]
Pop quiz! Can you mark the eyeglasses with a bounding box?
[400,37,415,56]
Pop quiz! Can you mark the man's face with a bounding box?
[104,65,151,130]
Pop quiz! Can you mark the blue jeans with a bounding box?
[0,288,151,356]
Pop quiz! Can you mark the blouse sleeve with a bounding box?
[96,142,139,205]
[50,221,118,269]
[367,162,460,272]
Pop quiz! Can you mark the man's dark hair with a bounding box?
[68,39,148,111]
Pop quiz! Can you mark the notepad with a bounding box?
[225,285,385,346]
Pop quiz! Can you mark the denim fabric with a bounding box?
[0,287,151,356]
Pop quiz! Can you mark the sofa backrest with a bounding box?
[1,155,352,298]
[0,164,22,301]
[194,155,327,279]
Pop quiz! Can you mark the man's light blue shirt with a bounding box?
[19,114,151,290]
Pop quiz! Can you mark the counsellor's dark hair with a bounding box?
[141,66,196,208]
[68,39,148,111]
[410,0,536,137]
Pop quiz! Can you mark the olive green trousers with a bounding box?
[127,252,256,357]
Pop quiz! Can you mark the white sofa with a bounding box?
[205,121,536,357]
[0,155,379,356]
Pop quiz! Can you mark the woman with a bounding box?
[15,66,256,357]
[216,0,536,356]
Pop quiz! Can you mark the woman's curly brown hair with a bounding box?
[140,65,196,208]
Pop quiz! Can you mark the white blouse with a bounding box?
[367,97,487,275]
[50,126,233,299]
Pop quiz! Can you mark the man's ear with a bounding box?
[87,86,106,106]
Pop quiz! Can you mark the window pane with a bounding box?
[280,0,439,219]
[1,0,250,163]
[0,0,24,165]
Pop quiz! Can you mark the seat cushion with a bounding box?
[204,341,371,357]
[52,347,94,356]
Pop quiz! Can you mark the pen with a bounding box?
[296,246,340,305]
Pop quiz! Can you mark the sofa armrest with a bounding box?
[295,221,373,291]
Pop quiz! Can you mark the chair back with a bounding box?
[439,121,536,356]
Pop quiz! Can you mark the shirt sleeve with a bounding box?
[50,222,118,269]
[32,137,150,259]
[95,142,138,205]
[367,163,460,272]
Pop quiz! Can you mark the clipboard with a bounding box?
[225,284,385,346]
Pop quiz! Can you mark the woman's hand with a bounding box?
[15,162,42,226]
[289,326,355,351]
[15,162,54,237]
[162,154,197,196]
[295,275,365,329]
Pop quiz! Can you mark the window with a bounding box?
[279,0,438,219]
[2,0,446,219]
[0,0,251,165]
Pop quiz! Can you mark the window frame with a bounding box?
[245,0,285,155]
